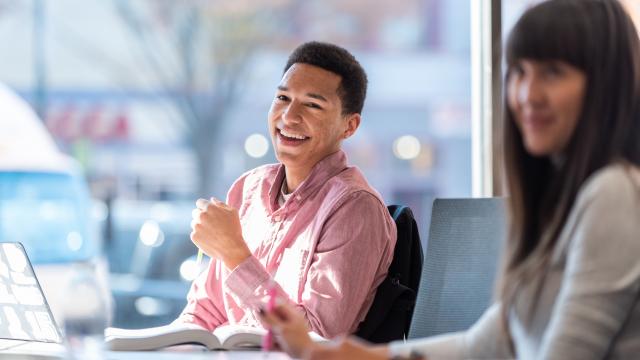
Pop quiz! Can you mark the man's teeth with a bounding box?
[280,129,307,140]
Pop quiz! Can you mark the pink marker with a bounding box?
[262,284,277,352]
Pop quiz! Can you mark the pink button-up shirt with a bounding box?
[178,150,396,338]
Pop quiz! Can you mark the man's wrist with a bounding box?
[223,248,251,270]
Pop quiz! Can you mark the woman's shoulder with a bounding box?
[576,161,640,212]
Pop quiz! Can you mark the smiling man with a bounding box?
[178,42,397,338]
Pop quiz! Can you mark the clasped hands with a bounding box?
[190,198,251,270]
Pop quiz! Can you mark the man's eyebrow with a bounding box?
[276,86,329,103]
[307,93,328,102]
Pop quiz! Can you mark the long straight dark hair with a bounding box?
[500,0,640,346]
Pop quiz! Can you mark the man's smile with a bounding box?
[278,128,309,140]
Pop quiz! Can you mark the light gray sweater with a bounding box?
[390,164,640,359]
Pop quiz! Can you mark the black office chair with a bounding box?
[408,198,506,339]
[356,205,423,343]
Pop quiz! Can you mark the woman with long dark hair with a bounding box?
[259,0,640,358]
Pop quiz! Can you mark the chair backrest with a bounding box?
[355,205,423,343]
[408,197,506,339]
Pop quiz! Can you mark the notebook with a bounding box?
[0,242,62,344]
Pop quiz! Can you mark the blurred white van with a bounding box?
[0,83,112,327]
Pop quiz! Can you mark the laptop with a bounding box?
[0,242,62,344]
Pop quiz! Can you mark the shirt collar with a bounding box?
[268,150,348,212]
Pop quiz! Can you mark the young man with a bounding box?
[179,41,396,338]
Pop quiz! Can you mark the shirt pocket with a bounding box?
[274,248,307,300]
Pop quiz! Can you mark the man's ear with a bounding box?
[342,113,361,139]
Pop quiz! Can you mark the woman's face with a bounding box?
[507,59,587,157]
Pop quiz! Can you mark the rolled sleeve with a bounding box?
[223,255,271,305]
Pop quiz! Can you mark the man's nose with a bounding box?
[282,101,302,123]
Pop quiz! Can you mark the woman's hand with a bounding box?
[259,303,318,358]
[259,302,391,359]
[306,338,390,360]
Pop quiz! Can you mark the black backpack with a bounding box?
[355,205,423,343]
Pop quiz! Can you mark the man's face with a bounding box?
[268,63,359,172]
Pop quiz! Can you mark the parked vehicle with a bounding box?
[106,198,199,328]
[0,83,112,327]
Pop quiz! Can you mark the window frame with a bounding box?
[471,0,503,197]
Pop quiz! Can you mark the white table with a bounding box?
[0,340,292,359]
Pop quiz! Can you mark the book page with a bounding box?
[105,323,203,339]
[212,324,329,350]
[213,324,265,349]
[105,323,221,351]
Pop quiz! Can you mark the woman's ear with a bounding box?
[342,113,361,139]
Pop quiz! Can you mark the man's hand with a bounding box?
[190,198,251,270]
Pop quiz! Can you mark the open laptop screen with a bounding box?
[0,242,62,343]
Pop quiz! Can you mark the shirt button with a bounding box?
[274,215,281,222]
[295,195,302,201]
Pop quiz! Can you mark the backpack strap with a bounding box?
[392,205,407,221]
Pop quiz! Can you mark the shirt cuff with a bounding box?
[389,340,414,358]
[223,255,270,304]
[388,333,465,360]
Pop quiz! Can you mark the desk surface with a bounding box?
[0,340,292,359]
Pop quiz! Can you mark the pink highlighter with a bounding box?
[262,285,277,352]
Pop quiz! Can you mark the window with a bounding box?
[0,0,473,328]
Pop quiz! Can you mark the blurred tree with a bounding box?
[113,0,284,198]
[112,0,426,198]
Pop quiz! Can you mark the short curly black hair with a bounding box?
[284,41,368,115]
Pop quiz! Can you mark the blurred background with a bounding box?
[3,0,634,332]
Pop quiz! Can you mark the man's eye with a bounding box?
[276,95,289,101]
[307,103,322,109]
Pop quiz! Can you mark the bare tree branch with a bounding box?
[114,0,277,197]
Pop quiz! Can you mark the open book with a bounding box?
[105,323,327,351]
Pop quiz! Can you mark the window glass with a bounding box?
[0,0,472,328]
